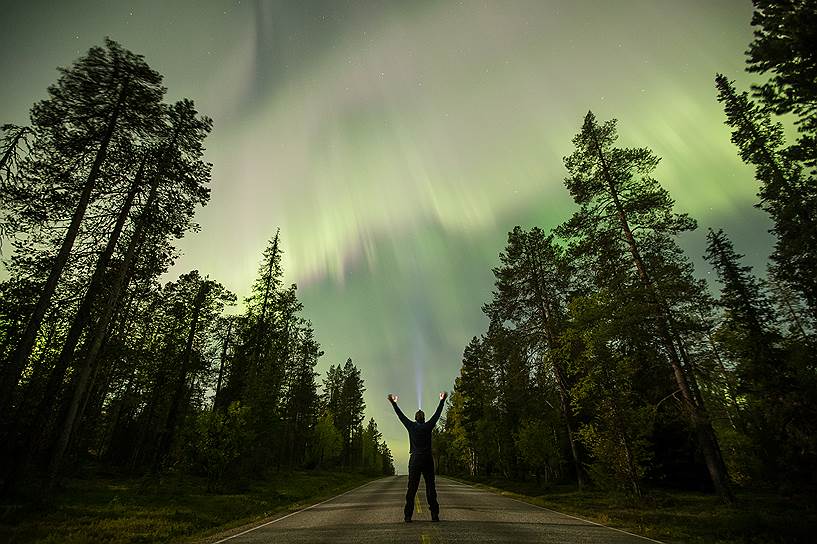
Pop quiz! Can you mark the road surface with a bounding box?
[210,476,662,543]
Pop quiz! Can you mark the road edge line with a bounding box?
[210,476,387,543]
[442,477,665,544]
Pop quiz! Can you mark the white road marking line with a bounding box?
[445,478,666,544]
[210,477,387,543]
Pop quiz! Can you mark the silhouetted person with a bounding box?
[387,391,447,522]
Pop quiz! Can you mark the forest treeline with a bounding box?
[434,1,817,502]
[0,39,393,496]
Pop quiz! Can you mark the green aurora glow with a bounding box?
[1,0,774,470]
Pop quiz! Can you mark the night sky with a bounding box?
[1,0,774,470]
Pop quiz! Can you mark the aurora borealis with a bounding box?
[1,0,774,470]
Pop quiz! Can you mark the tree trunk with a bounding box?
[46,174,160,488]
[153,280,210,471]
[99,365,136,461]
[551,361,585,489]
[25,157,146,457]
[2,81,131,415]
[213,319,233,411]
[76,284,137,454]
[701,316,742,431]
[523,238,586,490]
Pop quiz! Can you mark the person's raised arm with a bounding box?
[387,394,412,429]
[428,391,448,426]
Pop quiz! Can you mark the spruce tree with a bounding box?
[715,74,817,320]
[281,320,321,467]
[705,228,778,354]
[336,358,365,466]
[746,0,817,169]
[705,228,817,480]
[456,336,494,476]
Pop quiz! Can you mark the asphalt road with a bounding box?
[210,476,662,544]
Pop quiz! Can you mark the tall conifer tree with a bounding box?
[715,74,817,320]
[3,40,165,410]
[558,112,732,500]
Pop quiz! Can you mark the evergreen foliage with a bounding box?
[746,0,817,169]
[715,74,817,318]
[3,0,815,508]
[0,40,392,497]
[704,228,817,482]
[436,108,815,499]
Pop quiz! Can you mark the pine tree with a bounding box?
[227,230,287,466]
[485,322,529,479]
[150,272,235,472]
[558,111,732,500]
[45,97,213,485]
[3,40,165,411]
[562,288,660,497]
[310,413,342,468]
[315,359,371,470]
[322,363,344,417]
[484,226,585,488]
[212,315,236,411]
[248,229,283,341]
[379,440,395,475]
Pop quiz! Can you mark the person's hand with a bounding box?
[387,393,399,403]
[440,391,448,401]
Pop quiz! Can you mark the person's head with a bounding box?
[415,410,425,423]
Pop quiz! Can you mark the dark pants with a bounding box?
[405,453,439,520]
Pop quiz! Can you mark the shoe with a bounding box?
[431,516,440,522]
[404,518,412,523]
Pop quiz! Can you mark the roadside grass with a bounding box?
[0,470,379,544]
[446,476,816,544]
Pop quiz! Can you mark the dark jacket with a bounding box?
[391,398,445,455]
